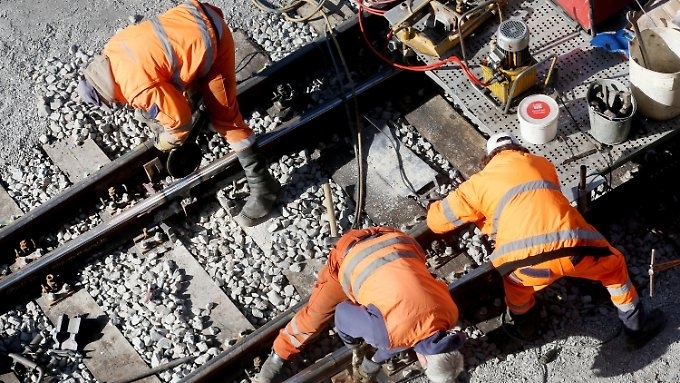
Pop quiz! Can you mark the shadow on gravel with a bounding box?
[459,275,678,381]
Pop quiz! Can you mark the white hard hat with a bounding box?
[486,132,519,155]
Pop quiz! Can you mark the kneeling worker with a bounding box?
[254,226,467,383]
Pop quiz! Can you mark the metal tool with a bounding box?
[8,353,44,383]
[627,11,651,70]
[561,148,598,165]
[384,0,502,58]
[61,316,81,351]
[649,248,655,297]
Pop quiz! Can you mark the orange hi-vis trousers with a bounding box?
[504,250,638,316]
[272,264,346,359]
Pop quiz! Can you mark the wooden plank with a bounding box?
[0,372,21,383]
[406,95,487,179]
[0,185,22,226]
[42,138,110,184]
[166,241,254,339]
[233,29,272,84]
[36,290,160,383]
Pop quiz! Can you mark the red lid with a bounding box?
[526,100,551,120]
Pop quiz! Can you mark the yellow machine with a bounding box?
[481,18,537,104]
[384,0,504,59]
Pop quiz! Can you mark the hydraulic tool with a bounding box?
[384,0,504,59]
[480,18,537,104]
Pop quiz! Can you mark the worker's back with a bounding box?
[338,228,458,347]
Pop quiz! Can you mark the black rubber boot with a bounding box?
[253,352,285,383]
[624,307,667,350]
[235,144,281,227]
[504,306,539,341]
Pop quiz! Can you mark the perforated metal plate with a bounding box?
[407,0,680,199]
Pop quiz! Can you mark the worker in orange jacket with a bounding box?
[426,131,666,349]
[254,226,467,383]
[76,0,280,227]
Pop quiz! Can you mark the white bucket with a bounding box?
[629,27,680,121]
[517,94,559,144]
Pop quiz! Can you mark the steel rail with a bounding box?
[0,14,379,259]
[0,142,158,254]
[0,67,400,307]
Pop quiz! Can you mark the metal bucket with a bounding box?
[587,78,636,145]
[629,27,680,121]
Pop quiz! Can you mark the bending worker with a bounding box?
[254,226,467,383]
[426,131,666,349]
[77,0,280,227]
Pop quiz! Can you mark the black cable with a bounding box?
[322,27,366,229]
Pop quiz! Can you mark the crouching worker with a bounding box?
[426,131,666,349]
[253,226,467,383]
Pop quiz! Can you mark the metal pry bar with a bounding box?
[649,248,655,297]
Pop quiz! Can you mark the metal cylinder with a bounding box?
[496,19,531,68]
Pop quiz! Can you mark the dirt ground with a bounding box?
[0,1,678,382]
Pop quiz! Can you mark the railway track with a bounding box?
[2,2,680,383]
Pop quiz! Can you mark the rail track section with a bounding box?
[2,6,679,383]
[0,15,454,382]
[0,15,396,302]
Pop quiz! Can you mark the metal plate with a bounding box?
[409,0,680,199]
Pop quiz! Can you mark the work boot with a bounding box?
[624,308,667,350]
[252,352,286,383]
[503,306,539,341]
[235,143,281,227]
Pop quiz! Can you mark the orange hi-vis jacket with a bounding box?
[334,228,458,348]
[104,0,252,148]
[272,227,459,359]
[427,150,616,268]
[426,149,638,315]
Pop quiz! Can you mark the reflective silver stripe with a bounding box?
[282,316,306,347]
[352,249,420,294]
[150,17,184,90]
[202,3,224,41]
[490,228,606,262]
[491,180,560,239]
[613,295,638,312]
[607,279,633,297]
[442,200,465,227]
[232,135,256,151]
[340,235,420,297]
[183,1,215,77]
[518,267,550,279]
